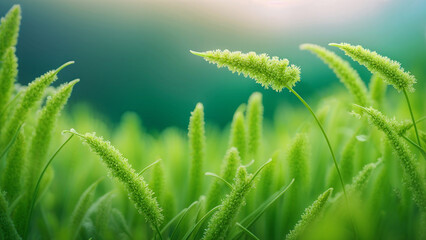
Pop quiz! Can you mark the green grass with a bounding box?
[0,5,425,240]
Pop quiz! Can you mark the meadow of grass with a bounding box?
[0,5,425,240]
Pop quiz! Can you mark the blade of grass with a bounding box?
[182,205,220,240]
[205,172,233,190]
[236,222,260,240]
[0,123,22,160]
[231,179,294,239]
[169,201,199,240]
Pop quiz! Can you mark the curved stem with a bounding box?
[24,135,73,239]
[289,88,357,238]
[403,88,422,148]
[288,88,348,198]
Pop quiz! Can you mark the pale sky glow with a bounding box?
[65,0,394,32]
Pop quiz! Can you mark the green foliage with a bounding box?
[0,5,20,60]
[70,180,101,238]
[203,166,254,240]
[301,44,370,106]
[369,74,387,109]
[330,43,416,92]
[206,147,241,210]
[0,5,424,240]
[285,188,333,240]
[229,110,247,161]
[1,61,74,145]
[65,129,164,228]
[1,131,26,202]
[355,105,425,212]
[188,103,206,202]
[0,191,21,240]
[246,92,263,159]
[288,133,310,187]
[191,50,300,91]
[27,79,79,190]
[0,47,18,111]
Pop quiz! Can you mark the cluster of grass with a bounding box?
[0,5,425,240]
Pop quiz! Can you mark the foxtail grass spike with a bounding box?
[229,110,247,161]
[301,44,370,106]
[348,161,381,194]
[1,61,74,145]
[70,179,102,239]
[369,74,387,109]
[0,47,18,111]
[354,105,425,212]
[328,132,357,189]
[190,50,300,91]
[0,190,21,240]
[206,147,241,209]
[192,48,349,211]
[202,166,254,240]
[1,131,26,202]
[330,43,416,92]
[64,129,164,228]
[188,103,206,202]
[285,188,333,240]
[288,133,310,187]
[150,159,165,203]
[246,92,263,159]
[26,79,79,190]
[0,5,21,59]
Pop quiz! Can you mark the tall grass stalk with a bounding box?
[64,129,164,230]
[331,43,421,147]
[354,105,425,212]
[191,50,349,203]
[188,103,206,203]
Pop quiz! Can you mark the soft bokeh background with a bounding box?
[0,0,425,129]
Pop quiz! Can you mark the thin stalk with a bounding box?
[155,224,163,240]
[24,135,73,239]
[288,88,357,238]
[137,159,162,176]
[288,87,357,239]
[236,222,260,240]
[402,135,426,160]
[288,88,347,197]
[403,88,422,148]
[205,172,234,190]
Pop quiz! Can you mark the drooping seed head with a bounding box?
[330,43,416,92]
[301,43,370,106]
[191,50,301,92]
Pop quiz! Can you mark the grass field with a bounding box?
[0,5,425,240]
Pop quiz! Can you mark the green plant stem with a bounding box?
[402,135,426,160]
[403,88,422,148]
[288,88,347,197]
[24,135,73,239]
[236,222,260,240]
[289,87,358,238]
[155,224,163,240]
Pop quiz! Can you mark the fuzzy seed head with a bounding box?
[355,106,425,212]
[229,110,247,161]
[301,43,370,106]
[246,92,263,158]
[191,50,301,92]
[203,166,254,240]
[188,102,206,202]
[286,188,333,240]
[68,130,164,228]
[330,43,416,92]
[0,5,21,59]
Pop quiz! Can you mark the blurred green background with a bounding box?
[0,0,425,129]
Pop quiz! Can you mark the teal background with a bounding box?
[0,0,425,129]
